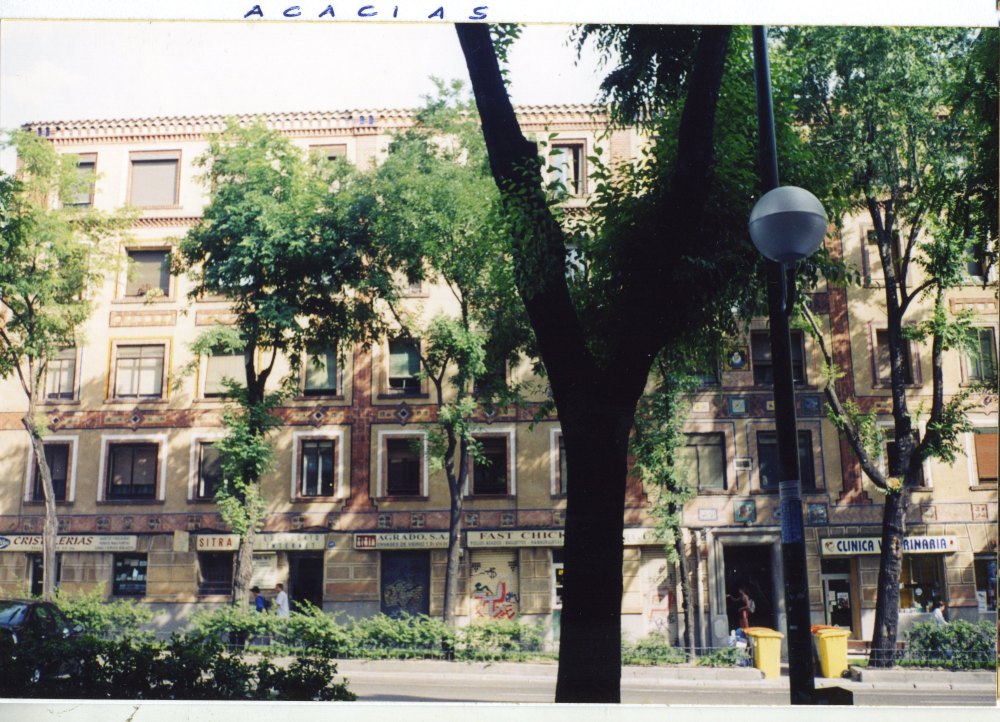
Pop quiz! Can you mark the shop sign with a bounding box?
[623,528,659,546]
[253,533,327,551]
[354,532,449,550]
[821,535,958,556]
[195,534,241,550]
[467,530,564,548]
[0,535,138,552]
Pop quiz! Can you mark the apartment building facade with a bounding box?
[0,107,995,647]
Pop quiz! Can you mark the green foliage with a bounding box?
[695,646,750,668]
[351,613,455,658]
[827,399,883,463]
[458,619,544,661]
[902,620,997,670]
[191,603,281,647]
[621,631,689,666]
[52,587,156,639]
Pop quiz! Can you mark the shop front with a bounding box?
[353,531,448,617]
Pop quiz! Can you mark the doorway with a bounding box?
[821,558,856,635]
[721,544,775,630]
[29,554,61,597]
[288,552,324,612]
[380,551,430,617]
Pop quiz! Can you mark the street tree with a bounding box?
[455,25,773,701]
[357,83,531,625]
[778,26,996,667]
[178,120,383,609]
[0,130,131,600]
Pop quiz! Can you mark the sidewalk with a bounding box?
[330,657,997,693]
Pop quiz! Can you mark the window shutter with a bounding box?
[974,431,998,482]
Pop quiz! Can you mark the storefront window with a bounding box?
[900,555,944,611]
[198,552,234,595]
[552,549,564,609]
[113,554,148,596]
[973,554,997,612]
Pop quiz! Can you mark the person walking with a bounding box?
[274,583,290,617]
[251,586,267,613]
[728,586,754,629]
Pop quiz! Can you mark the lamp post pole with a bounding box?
[751,25,817,705]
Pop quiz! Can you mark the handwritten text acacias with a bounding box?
[244,4,489,20]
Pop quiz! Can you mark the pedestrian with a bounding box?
[932,599,948,626]
[251,585,266,613]
[274,582,290,617]
[728,586,754,629]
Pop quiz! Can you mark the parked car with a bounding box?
[0,599,83,683]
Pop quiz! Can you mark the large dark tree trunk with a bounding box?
[674,531,694,658]
[868,490,906,667]
[23,406,58,601]
[456,23,731,703]
[442,435,467,627]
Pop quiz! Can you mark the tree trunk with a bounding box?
[867,489,906,667]
[22,409,59,601]
[675,531,694,660]
[233,526,255,610]
[442,437,467,627]
[555,403,635,703]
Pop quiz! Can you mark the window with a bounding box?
[473,359,507,397]
[112,555,147,596]
[32,443,70,502]
[386,437,421,496]
[548,143,584,195]
[972,428,998,485]
[303,349,338,396]
[113,344,165,399]
[106,443,158,500]
[552,549,564,608]
[67,154,96,208]
[125,249,171,298]
[204,352,246,398]
[129,152,180,207]
[965,242,986,279]
[883,429,925,487]
[691,349,720,387]
[900,555,944,611]
[29,554,62,597]
[751,330,805,385]
[196,443,223,500]
[973,555,997,612]
[198,552,234,595]
[555,434,569,495]
[964,328,997,384]
[757,430,815,491]
[865,229,903,282]
[45,347,76,400]
[310,144,347,162]
[680,433,727,492]
[300,439,336,497]
[471,436,509,496]
[875,329,914,385]
[387,339,420,393]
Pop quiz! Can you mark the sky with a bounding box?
[0,21,607,130]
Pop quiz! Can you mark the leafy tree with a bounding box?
[0,131,131,600]
[778,26,995,667]
[456,24,773,701]
[356,82,530,624]
[178,120,383,608]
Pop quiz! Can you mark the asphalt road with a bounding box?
[335,661,996,706]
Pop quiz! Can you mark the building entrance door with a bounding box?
[822,574,854,632]
[721,544,775,630]
[288,552,324,612]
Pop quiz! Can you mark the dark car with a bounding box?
[0,599,83,683]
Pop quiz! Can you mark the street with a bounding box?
[334,659,997,706]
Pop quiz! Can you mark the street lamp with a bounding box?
[750,26,827,706]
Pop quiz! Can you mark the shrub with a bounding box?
[351,613,455,658]
[457,619,545,661]
[902,620,997,670]
[191,604,280,648]
[621,631,689,666]
[696,646,750,667]
[278,602,357,657]
[53,587,156,640]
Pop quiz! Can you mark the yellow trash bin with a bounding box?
[744,627,784,679]
[813,626,850,678]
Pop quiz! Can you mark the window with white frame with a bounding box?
[470,435,509,496]
[31,443,71,502]
[299,439,336,497]
[882,428,925,487]
[964,327,997,385]
[44,347,77,400]
[385,436,423,497]
[66,154,97,208]
[970,428,998,486]
[124,249,171,298]
[554,432,569,496]
[875,329,915,386]
[105,442,159,500]
[547,143,585,196]
[757,430,816,491]
[386,338,421,394]
[129,151,180,208]
[680,432,727,492]
[204,352,246,398]
[303,349,338,396]
[112,344,165,399]
[196,442,224,500]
